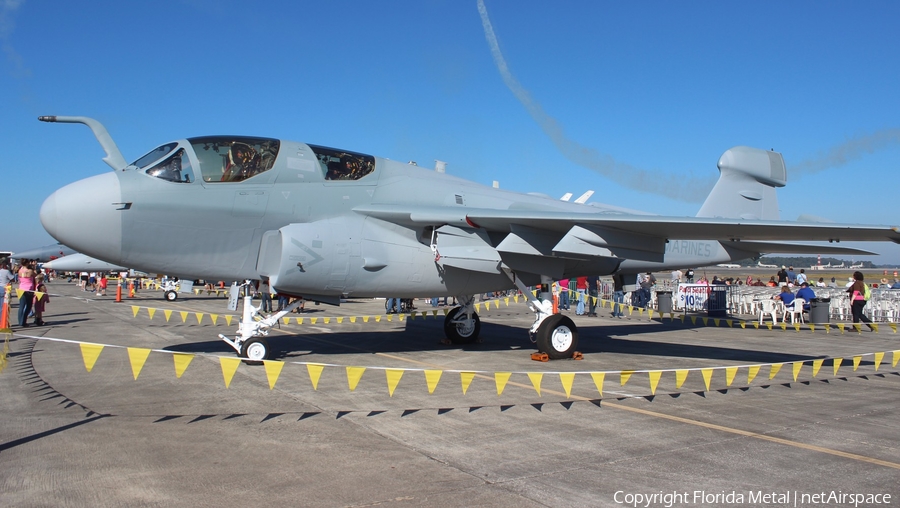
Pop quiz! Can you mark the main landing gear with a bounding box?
[503,268,580,360]
[443,295,480,344]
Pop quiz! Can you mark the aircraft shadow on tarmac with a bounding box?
[163,317,826,364]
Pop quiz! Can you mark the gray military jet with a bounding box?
[38,116,900,361]
[12,242,77,263]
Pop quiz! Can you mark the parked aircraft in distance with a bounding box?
[716,263,742,269]
[43,253,127,272]
[757,261,778,269]
[11,242,76,262]
[38,116,900,361]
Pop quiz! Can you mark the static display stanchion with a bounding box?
[0,285,11,332]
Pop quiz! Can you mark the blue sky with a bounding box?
[2,1,899,263]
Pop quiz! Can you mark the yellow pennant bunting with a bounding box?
[225,314,233,326]
[179,311,189,323]
[853,356,861,371]
[765,323,773,331]
[725,366,738,386]
[559,372,575,399]
[893,351,900,368]
[80,343,104,373]
[173,353,193,378]
[363,316,370,322]
[809,324,815,332]
[853,324,862,334]
[752,322,759,329]
[397,314,404,322]
[675,370,688,389]
[504,297,509,306]
[385,315,391,322]
[127,347,151,380]
[591,372,605,396]
[793,323,801,332]
[282,317,290,325]
[220,357,241,388]
[195,313,204,324]
[792,362,803,381]
[527,372,543,396]
[702,317,708,326]
[164,309,173,322]
[701,368,713,391]
[779,323,787,331]
[638,308,644,316]
[690,316,697,325]
[263,360,284,389]
[871,323,879,333]
[336,316,344,324]
[297,318,304,325]
[647,309,653,320]
[620,370,634,386]
[495,372,511,395]
[310,317,318,324]
[346,366,366,391]
[474,303,481,312]
[890,323,897,334]
[210,314,218,325]
[769,363,783,380]
[747,365,760,384]
[307,363,324,390]
[460,372,475,395]
[322,317,330,324]
[726,319,734,328]
[386,369,404,396]
[837,323,845,333]
[712,318,719,327]
[131,306,140,317]
[824,323,830,333]
[147,308,156,320]
[424,370,442,394]
[350,316,357,323]
[874,352,884,371]
[15,289,24,299]
[812,359,824,377]
[648,371,661,395]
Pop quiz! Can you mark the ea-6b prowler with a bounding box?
[38,116,900,361]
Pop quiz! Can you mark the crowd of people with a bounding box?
[0,257,50,328]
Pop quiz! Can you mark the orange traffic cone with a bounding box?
[128,282,135,298]
[552,293,559,314]
[0,286,11,332]
[115,281,122,303]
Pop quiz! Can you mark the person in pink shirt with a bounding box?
[17,260,36,327]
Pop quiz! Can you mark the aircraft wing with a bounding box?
[355,204,899,267]
[356,204,900,242]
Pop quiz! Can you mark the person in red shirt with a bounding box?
[575,276,588,315]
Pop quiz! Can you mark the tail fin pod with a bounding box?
[696,146,786,220]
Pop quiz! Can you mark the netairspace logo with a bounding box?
[613,490,893,507]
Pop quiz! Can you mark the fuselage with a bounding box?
[40,136,739,300]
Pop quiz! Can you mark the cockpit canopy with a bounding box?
[189,136,280,183]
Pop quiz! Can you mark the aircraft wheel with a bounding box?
[164,290,178,302]
[240,338,269,364]
[443,307,480,344]
[536,314,578,359]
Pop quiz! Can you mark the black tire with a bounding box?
[535,314,578,359]
[443,307,480,344]
[240,337,269,364]
[164,290,178,302]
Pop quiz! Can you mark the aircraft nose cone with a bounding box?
[40,172,123,262]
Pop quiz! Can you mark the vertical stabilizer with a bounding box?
[696,146,786,220]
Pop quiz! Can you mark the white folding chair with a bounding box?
[784,298,805,324]
[758,299,779,324]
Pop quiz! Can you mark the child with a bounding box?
[97,274,108,296]
[33,274,49,326]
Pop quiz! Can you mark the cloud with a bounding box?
[1,0,30,79]
[476,0,900,203]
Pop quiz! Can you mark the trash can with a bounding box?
[707,286,728,317]
[656,291,673,314]
[809,297,831,323]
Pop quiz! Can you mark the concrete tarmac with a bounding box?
[1,281,899,507]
